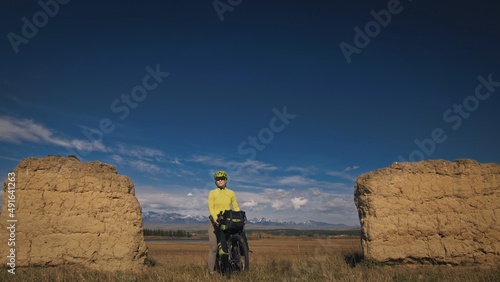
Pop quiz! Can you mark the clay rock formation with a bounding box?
[354,159,500,266]
[0,155,148,272]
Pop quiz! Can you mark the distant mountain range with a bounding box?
[143,211,207,224]
[142,211,350,228]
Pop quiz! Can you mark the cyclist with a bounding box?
[207,170,241,274]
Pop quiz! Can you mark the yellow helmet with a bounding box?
[213,170,228,180]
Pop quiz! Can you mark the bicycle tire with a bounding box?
[228,234,249,272]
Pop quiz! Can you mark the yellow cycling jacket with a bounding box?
[208,187,240,221]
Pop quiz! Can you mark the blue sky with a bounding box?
[1,1,499,225]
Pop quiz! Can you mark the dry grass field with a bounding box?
[2,236,499,281]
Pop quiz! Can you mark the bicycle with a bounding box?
[214,210,249,277]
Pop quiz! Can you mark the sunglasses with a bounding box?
[215,177,227,181]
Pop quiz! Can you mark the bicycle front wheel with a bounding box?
[228,234,249,272]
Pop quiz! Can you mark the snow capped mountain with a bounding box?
[142,211,207,224]
[247,218,344,227]
[247,217,296,225]
[142,211,347,227]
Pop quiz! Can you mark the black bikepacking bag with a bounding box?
[220,210,246,233]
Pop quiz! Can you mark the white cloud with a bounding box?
[326,165,360,181]
[250,189,299,211]
[326,171,354,181]
[0,115,108,152]
[286,166,318,175]
[308,188,322,196]
[345,165,360,171]
[109,154,163,174]
[190,155,217,164]
[129,160,162,174]
[109,144,170,175]
[262,188,293,198]
[189,155,278,176]
[174,169,196,177]
[171,158,182,165]
[136,186,207,214]
[291,197,308,210]
[277,175,312,186]
[115,143,164,160]
[187,192,193,197]
[234,159,278,174]
[110,154,123,162]
[241,200,258,208]
[0,155,20,162]
[271,200,288,211]
[314,194,358,215]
